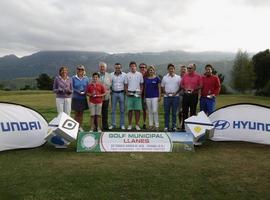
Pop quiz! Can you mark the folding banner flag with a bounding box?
[0,102,47,151]
[209,103,270,145]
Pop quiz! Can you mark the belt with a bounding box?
[184,92,198,96]
[112,90,124,93]
[128,90,136,93]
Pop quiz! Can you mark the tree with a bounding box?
[260,80,270,96]
[252,49,270,90]
[36,73,53,90]
[231,50,256,93]
[213,68,228,94]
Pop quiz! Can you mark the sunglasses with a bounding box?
[77,68,84,71]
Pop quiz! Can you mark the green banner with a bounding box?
[77,132,194,152]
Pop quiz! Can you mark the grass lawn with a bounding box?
[0,91,270,200]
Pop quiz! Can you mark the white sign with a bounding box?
[45,112,79,148]
[77,132,194,152]
[0,102,48,151]
[184,111,214,139]
[45,116,70,148]
[209,104,270,145]
[56,112,79,141]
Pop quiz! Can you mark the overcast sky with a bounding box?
[0,0,269,57]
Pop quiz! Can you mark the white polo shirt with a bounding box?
[125,71,144,91]
[161,73,181,97]
[110,72,127,91]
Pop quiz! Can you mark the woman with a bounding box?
[71,65,89,131]
[53,66,73,116]
[144,65,161,130]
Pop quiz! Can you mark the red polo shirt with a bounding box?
[87,82,105,104]
[201,75,221,97]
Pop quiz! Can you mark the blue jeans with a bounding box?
[111,92,125,127]
[200,96,216,115]
[164,96,179,129]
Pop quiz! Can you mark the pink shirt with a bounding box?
[181,72,202,93]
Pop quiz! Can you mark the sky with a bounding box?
[0,0,269,57]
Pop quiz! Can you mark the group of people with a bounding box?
[53,61,220,132]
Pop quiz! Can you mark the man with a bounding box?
[109,63,127,130]
[181,63,202,130]
[139,63,148,129]
[178,65,187,130]
[161,63,181,132]
[200,64,221,115]
[125,61,144,131]
[98,62,112,130]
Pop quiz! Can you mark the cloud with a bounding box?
[241,0,270,7]
[0,0,269,57]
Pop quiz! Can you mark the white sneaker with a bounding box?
[109,125,115,130]
[135,125,141,131]
[89,129,94,133]
[194,142,202,146]
[127,125,132,130]
[97,127,102,132]
[121,126,126,130]
[79,127,84,132]
[164,127,168,132]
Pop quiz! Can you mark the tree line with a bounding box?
[231,49,270,96]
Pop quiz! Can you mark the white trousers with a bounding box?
[56,98,72,116]
[146,97,159,127]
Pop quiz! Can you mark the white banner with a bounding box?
[0,102,48,151]
[100,132,172,152]
[209,103,270,145]
[77,132,194,152]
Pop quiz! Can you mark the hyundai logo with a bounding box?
[213,120,230,130]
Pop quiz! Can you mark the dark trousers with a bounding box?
[182,93,198,129]
[101,99,109,130]
[163,96,179,129]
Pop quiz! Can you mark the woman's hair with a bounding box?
[59,66,68,76]
[146,65,156,77]
[76,65,86,76]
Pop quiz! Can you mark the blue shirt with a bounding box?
[144,77,161,98]
[72,75,89,99]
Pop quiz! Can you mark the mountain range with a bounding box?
[0,50,235,84]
